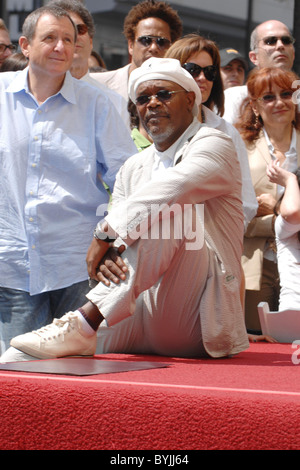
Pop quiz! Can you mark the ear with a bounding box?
[186,91,196,113]
[128,39,134,58]
[88,37,93,53]
[249,50,258,67]
[19,36,30,58]
[292,47,295,63]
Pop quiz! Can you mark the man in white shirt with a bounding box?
[223,20,295,124]
[0,5,136,355]
[48,0,130,129]
[3,58,249,363]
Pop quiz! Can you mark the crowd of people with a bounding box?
[0,0,299,363]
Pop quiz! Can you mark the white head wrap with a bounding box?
[128,57,202,116]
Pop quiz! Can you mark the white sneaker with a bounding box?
[10,312,97,360]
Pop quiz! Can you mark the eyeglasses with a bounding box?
[183,62,217,81]
[76,23,89,35]
[262,35,295,46]
[0,43,17,54]
[135,89,186,106]
[258,90,294,103]
[136,35,171,50]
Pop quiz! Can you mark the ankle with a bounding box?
[78,303,103,331]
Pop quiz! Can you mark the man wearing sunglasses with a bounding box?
[0,5,136,356]
[91,0,182,102]
[249,20,295,71]
[0,19,16,67]
[3,57,248,364]
[223,19,295,124]
[48,0,129,129]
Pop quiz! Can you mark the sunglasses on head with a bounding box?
[262,35,295,46]
[76,23,89,35]
[135,89,186,106]
[136,35,171,50]
[183,62,217,81]
[258,90,294,103]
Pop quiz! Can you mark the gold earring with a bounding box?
[254,114,261,129]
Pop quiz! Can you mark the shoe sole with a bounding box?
[11,339,94,360]
[10,337,62,359]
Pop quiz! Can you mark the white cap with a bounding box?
[128,57,202,116]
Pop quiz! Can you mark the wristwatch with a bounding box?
[93,225,116,243]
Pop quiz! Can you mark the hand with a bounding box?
[256,193,277,216]
[96,245,128,286]
[248,334,278,343]
[266,160,294,187]
[86,237,111,281]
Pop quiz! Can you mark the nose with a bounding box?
[147,94,162,106]
[3,47,12,59]
[148,41,161,56]
[275,38,285,49]
[274,95,286,105]
[54,39,65,51]
[195,71,207,83]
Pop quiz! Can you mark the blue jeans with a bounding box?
[0,281,90,355]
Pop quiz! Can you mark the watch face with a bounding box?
[94,227,115,242]
[94,227,107,239]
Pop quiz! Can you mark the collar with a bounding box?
[202,105,218,126]
[6,67,77,105]
[154,117,200,165]
[263,127,297,157]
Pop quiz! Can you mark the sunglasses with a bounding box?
[258,90,294,103]
[262,35,295,46]
[136,35,171,50]
[76,23,89,35]
[183,62,217,81]
[135,89,186,106]
[0,43,17,54]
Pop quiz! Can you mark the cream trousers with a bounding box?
[88,206,210,357]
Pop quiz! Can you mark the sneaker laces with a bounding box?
[32,312,78,340]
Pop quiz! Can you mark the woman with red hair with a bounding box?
[236,66,300,334]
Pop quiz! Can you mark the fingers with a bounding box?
[248,334,277,343]
[265,335,278,343]
[267,160,280,182]
[117,244,126,255]
[96,245,128,286]
[97,257,127,286]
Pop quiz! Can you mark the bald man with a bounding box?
[223,20,295,123]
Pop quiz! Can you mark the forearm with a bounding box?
[280,174,300,224]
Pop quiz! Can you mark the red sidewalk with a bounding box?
[0,342,299,450]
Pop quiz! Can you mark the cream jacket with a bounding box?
[242,131,300,290]
[105,119,249,358]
